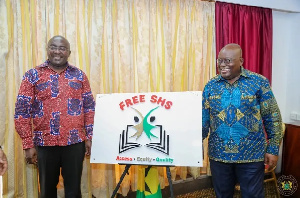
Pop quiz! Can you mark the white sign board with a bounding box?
[90,92,202,167]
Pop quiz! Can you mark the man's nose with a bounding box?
[219,60,226,67]
[53,48,61,53]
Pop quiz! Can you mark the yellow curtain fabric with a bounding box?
[0,0,215,197]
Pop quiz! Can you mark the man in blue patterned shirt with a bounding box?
[202,43,283,198]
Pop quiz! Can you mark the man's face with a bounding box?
[217,48,243,80]
[47,37,71,67]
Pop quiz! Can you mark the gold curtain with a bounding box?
[0,0,216,197]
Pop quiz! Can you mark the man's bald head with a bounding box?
[220,43,242,58]
[217,43,244,83]
[48,35,70,50]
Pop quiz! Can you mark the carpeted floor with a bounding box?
[116,175,280,198]
[176,182,279,198]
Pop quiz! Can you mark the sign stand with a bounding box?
[111,165,174,198]
[111,164,131,198]
[166,166,174,198]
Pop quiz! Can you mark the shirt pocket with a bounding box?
[208,94,222,115]
[35,81,51,101]
[240,95,260,115]
[68,80,82,90]
[66,80,83,99]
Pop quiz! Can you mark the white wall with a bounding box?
[286,13,300,125]
[273,11,300,126]
[271,11,291,122]
[217,0,300,13]
[272,11,291,173]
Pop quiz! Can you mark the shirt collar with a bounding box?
[216,66,248,82]
[38,59,70,68]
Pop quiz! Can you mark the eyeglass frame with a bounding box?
[48,45,69,53]
[217,57,244,65]
[217,58,239,65]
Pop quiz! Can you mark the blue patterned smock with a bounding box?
[202,67,283,163]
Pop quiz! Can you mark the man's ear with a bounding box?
[240,57,244,65]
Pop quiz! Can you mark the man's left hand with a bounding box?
[264,153,278,171]
[0,148,8,175]
[85,140,92,156]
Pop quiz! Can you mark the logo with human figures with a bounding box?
[277,175,298,196]
[118,107,169,155]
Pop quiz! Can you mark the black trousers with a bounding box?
[37,142,85,198]
[210,160,265,198]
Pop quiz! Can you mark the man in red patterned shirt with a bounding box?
[14,35,95,198]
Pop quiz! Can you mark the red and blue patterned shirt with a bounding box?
[14,60,95,149]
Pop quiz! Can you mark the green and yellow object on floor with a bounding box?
[136,166,162,198]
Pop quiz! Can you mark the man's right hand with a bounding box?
[25,148,37,165]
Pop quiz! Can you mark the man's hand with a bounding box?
[0,148,8,175]
[85,140,92,156]
[264,153,278,171]
[25,148,38,165]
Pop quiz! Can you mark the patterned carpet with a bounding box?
[176,182,279,198]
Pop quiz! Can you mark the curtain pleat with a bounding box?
[0,0,215,197]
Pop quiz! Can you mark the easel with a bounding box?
[111,164,174,198]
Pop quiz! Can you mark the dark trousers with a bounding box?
[37,142,85,198]
[210,159,265,198]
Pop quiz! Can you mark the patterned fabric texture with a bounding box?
[14,60,95,149]
[202,67,283,163]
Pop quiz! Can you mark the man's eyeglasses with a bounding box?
[48,46,69,52]
[217,58,235,65]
